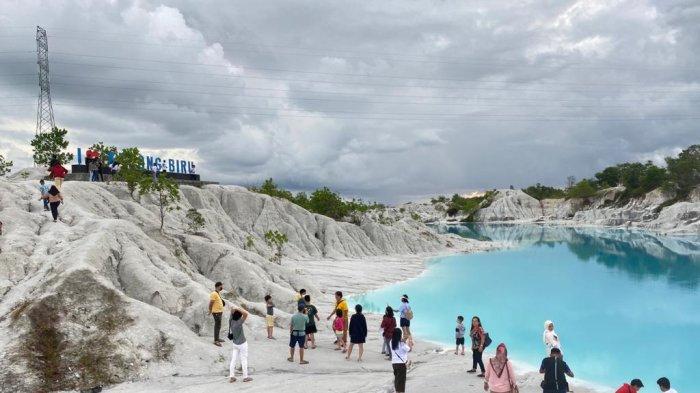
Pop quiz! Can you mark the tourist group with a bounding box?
[208,284,680,393]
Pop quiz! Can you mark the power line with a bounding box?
[46,50,699,89]
[33,32,699,71]
[40,60,700,95]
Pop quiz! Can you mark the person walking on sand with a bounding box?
[227,306,252,383]
[540,348,574,393]
[304,295,319,349]
[208,282,225,347]
[264,295,275,339]
[455,315,466,356]
[390,327,413,393]
[484,343,518,393]
[332,309,346,351]
[467,316,486,377]
[346,304,368,362]
[48,160,68,190]
[40,186,64,222]
[380,306,396,359]
[327,291,349,347]
[38,179,50,211]
[288,305,309,364]
[398,294,413,338]
[616,379,645,393]
[656,377,677,393]
[543,320,562,355]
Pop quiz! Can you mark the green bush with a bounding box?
[30,126,74,166]
[566,179,599,199]
[665,144,700,198]
[522,183,566,200]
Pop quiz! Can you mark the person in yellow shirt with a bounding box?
[209,281,225,346]
[326,291,349,349]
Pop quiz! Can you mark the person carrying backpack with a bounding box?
[468,315,488,377]
[540,348,574,393]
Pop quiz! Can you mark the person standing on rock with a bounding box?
[48,159,68,190]
[228,306,252,383]
[40,186,64,222]
[209,282,225,347]
[467,316,486,377]
[543,320,562,355]
[327,291,349,347]
[304,295,319,349]
[346,304,368,362]
[38,179,50,211]
[540,348,574,393]
[288,305,309,364]
[390,327,413,393]
[380,306,397,359]
[398,295,413,339]
[483,343,518,393]
[264,295,275,339]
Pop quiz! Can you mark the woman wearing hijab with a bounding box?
[484,343,518,393]
[543,320,561,355]
[41,185,64,222]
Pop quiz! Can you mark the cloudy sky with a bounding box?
[0,0,698,203]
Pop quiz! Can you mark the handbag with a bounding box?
[505,361,519,393]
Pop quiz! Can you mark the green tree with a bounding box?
[639,163,667,193]
[251,178,295,201]
[293,191,310,210]
[264,230,288,263]
[308,187,348,220]
[0,154,13,176]
[30,126,74,166]
[566,179,598,198]
[594,166,621,188]
[185,208,205,233]
[114,147,146,199]
[522,183,566,200]
[139,173,181,232]
[665,144,700,198]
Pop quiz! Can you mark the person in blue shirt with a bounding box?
[38,180,50,211]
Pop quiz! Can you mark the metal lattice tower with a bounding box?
[35,26,55,135]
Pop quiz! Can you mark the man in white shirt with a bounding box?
[657,377,678,393]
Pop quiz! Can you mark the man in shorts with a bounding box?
[288,305,309,364]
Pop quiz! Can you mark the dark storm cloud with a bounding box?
[0,0,698,203]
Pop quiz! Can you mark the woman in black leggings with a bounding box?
[43,185,64,222]
[467,315,486,377]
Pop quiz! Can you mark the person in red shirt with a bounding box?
[616,379,644,393]
[48,160,68,190]
[380,306,396,359]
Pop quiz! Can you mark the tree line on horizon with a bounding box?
[522,144,699,202]
[249,178,385,221]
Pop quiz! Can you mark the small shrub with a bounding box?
[185,208,205,233]
[264,230,288,264]
[244,235,255,250]
[410,212,421,221]
[152,331,175,362]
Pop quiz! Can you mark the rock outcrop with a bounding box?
[0,177,467,392]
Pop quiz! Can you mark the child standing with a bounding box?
[455,315,466,355]
[333,309,346,352]
[264,295,275,339]
[38,180,50,211]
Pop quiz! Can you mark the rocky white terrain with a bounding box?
[396,187,700,234]
[0,170,484,392]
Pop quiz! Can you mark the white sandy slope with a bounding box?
[2,172,552,393]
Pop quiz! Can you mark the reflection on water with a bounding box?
[442,223,700,289]
[358,224,700,392]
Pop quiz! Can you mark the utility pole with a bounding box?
[35,26,55,135]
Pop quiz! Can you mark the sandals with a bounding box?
[467,369,477,373]
[229,377,236,383]
[287,357,294,362]
[299,360,309,365]
[243,377,253,382]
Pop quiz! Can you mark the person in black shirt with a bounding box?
[540,348,574,393]
[346,304,368,362]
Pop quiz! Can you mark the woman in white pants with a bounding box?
[228,307,253,383]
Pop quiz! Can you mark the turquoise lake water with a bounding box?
[354,224,700,392]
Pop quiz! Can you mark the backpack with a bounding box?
[483,332,492,348]
[405,308,414,320]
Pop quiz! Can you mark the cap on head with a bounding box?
[631,379,644,388]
